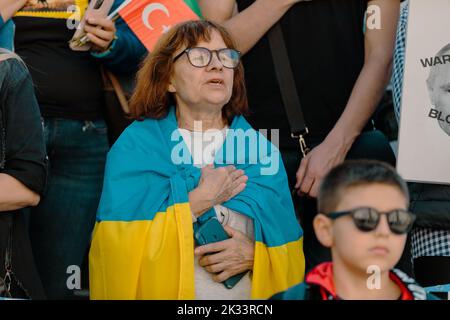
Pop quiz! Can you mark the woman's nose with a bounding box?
[207,52,223,71]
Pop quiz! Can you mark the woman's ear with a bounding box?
[168,75,176,93]
[313,214,334,248]
[168,81,176,93]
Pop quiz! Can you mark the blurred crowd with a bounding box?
[0,0,448,300]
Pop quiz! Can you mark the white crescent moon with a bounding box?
[142,3,170,31]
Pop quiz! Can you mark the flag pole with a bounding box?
[106,0,133,20]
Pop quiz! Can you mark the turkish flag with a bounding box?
[119,0,200,51]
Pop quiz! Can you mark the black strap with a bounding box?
[267,22,308,137]
[1,216,30,299]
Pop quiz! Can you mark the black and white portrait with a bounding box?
[426,43,450,136]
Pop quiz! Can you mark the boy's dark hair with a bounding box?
[318,160,409,213]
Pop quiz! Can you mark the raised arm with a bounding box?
[329,0,400,145]
[198,0,304,54]
[296,0,400,197]
[0,0,27,22]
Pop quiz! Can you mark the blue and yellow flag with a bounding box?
[89,106,305,299]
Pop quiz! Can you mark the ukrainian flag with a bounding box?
[89,106,305,299]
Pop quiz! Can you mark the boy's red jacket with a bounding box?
[271,262,437,300]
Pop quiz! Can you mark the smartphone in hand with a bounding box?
[69,0,114,51]
[194,217,248,289]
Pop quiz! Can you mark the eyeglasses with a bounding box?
[326,207,416,235]
[173,47,241,69]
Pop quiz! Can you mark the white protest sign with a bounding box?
[397,0,450,184]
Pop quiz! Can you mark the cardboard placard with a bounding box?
[397,0,450,184]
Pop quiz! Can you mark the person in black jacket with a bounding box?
[0,50,48,299]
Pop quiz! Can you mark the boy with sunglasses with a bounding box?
[272,160,437,300]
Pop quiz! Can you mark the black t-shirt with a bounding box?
[237,0,368,149]
[13,5,104,120]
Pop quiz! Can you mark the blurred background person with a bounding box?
[272,160,437,300]
[9,0,146,299]
[0,50,47,300]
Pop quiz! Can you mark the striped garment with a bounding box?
[392,0,409,123]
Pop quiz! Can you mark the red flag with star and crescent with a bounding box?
[119,0,200,51]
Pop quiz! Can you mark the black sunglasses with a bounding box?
[326,207,416,235]
[173,47,241,69]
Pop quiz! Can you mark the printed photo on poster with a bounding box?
[397,0,450,184]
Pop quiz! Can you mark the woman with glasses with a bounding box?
[89,20,305,300]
